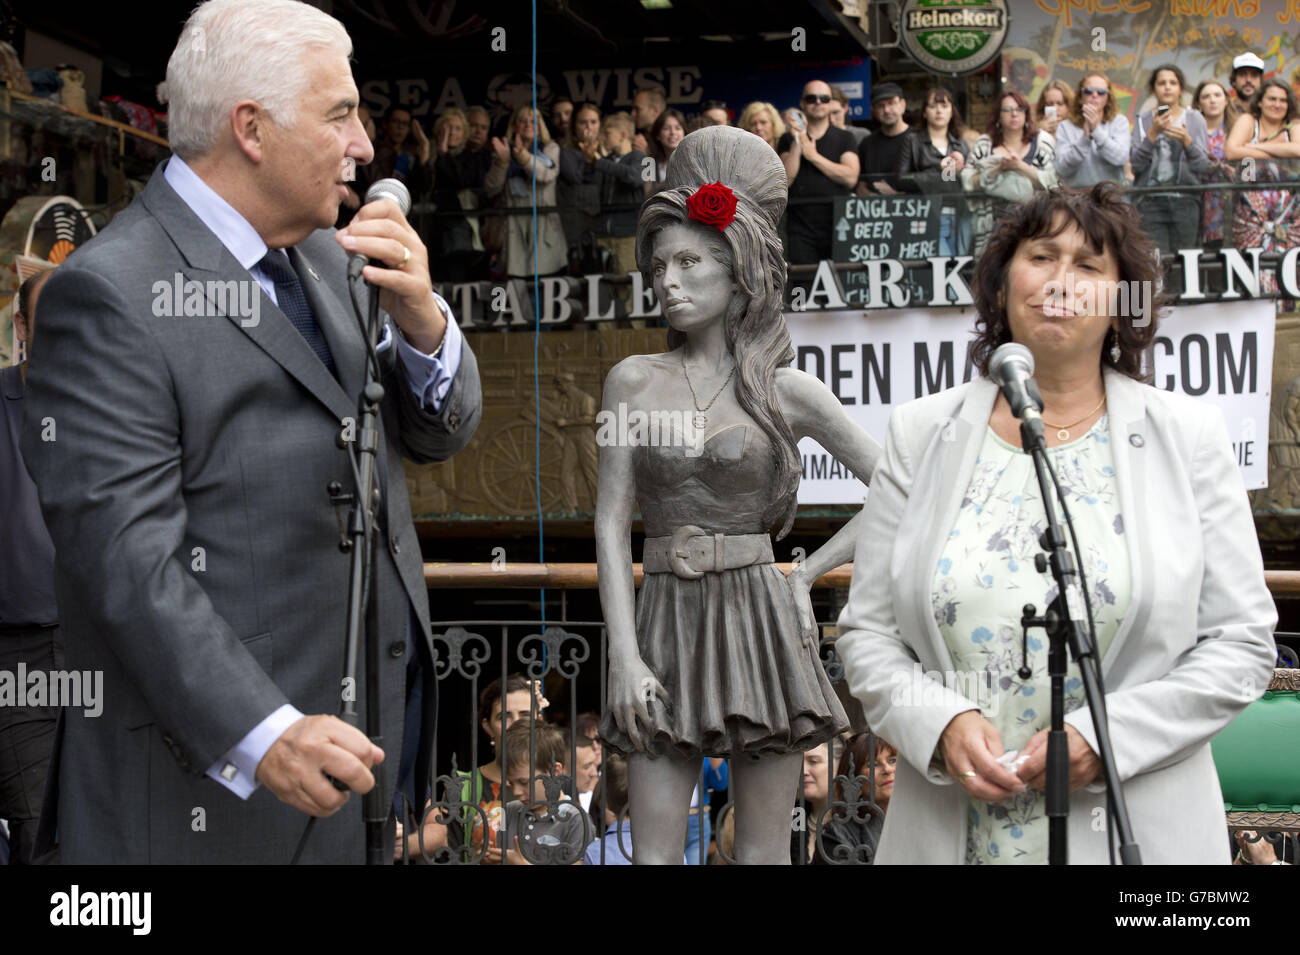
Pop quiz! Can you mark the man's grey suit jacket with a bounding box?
[20,161,481,863]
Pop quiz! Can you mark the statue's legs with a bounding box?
[627,752,699,864]
[732,751,803,865]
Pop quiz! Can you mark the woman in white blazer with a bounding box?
[837,184,1277,864]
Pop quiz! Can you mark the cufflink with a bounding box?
[220,762,238,782]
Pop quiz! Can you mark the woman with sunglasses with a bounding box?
[1055,73,1132,187]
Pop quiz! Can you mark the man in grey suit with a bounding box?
[20,0,481,863]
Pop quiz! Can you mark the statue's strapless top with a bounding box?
[635,423,785,537]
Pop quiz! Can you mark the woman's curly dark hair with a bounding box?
[970,183,1167,382]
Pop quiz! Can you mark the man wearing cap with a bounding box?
[1231,53,1265,108]
[856,83,911,198]
[778,79,861,264]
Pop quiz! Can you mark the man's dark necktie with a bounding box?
[258,249,336,376]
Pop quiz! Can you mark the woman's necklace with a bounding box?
[681,351,736,430]
[1041,395,1106,441]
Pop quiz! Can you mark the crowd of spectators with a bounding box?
[395,673,898,864]
[354,51,1300,285]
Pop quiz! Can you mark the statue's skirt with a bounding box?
[600,563,849,759]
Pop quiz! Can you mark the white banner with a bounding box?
[788,301,1274,504]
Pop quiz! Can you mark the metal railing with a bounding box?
[398,615,885,865]
[397,563,1300,864]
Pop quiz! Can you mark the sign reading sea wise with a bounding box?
[898,0,1009,77]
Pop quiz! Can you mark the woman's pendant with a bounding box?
[1057,428,1070,441]
[693,412,708,430]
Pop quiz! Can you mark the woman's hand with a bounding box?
[1147,110,1172,143]
[938,710,1026,803]
[946,150,965,174]
[786,563,818,653]
[1081,101,1101,133]
[607,653,668,751]
[490,136,511,165]
[1015,723,1101,791]
[410,120,431,164]
[511,133,530,164]
[437,124,452,156]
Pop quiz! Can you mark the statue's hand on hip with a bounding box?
[608,655,669,751]
[786,565,819,653]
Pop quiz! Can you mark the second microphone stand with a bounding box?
[1017,408,1142,865]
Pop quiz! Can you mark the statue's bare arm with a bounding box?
[776,364,883,580]
[595,356,668,750]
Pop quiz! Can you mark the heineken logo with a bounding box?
[905,7,1004,30]
[899,0,1008,76]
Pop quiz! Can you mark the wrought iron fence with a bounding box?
[391,568,1300,865]
[393,616,888,865]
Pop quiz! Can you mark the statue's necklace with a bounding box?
[681,352,736,430]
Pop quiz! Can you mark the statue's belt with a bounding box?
[642,526,774,579]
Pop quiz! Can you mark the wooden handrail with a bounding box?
[2,88,170,147]
[425,562,1300,596]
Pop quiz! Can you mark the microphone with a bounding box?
[347,178,411,280]
[989,343,1044,421]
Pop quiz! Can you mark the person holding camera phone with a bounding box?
[1131,64,1208,256]
[1034,80,1074,138]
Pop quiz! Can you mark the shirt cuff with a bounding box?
[375,291,464,413]
[206,703,304,800]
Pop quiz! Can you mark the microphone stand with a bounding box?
[343,266,390,866]
[295,262,389,865]
[1015,406,1141,865]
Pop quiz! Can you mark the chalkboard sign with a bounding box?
[831,195,943,263]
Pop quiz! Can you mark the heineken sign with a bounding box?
[899,0,1008,76]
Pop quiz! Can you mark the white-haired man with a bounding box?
[21,0,481,863]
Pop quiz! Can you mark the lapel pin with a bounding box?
[306,265,321,282]
[1129,434,1144,448]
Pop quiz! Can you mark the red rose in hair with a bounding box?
[686,181,737,231]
